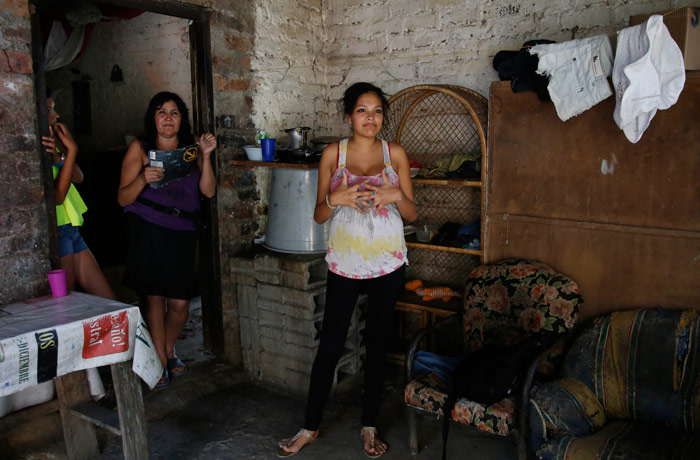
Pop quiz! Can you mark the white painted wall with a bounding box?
[249,0,328,148]
[47,12,192,151]
[249,0,683,138]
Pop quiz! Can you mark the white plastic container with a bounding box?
[243,145,262,161]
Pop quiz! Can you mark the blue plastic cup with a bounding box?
[261,138,276,162]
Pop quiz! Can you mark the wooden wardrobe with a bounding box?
[486,73,700,319]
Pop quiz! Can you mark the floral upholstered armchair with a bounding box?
[404,259,582,457]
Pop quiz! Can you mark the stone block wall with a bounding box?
[233,252,365,396]
[0,0,52,304]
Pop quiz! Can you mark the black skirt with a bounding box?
[123,212,197,300]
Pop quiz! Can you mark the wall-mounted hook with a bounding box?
[110,65,123,82]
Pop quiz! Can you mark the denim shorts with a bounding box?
[57,224,88,257]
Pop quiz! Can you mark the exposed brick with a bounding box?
[0,0,30,19]
[225,77,251,91]
[239,55,251,70]
[0,253,51,305]
[211,11,248,31]
[213,56,234,67]
[0,53,10,72]
[224,33,249,51]
[214,74,226,91]
[3,49,32,74]
[1,209,30,234]
[3,24,31,44]
[0,182,43,207]
[232,206,253,219]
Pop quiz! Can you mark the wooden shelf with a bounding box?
[392,290,462,365]
[229,159,319,169]
[411,177,481,187]
[395,289,461,317]
[404,234,481,255]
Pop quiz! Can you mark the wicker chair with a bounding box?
[404,259,583,457]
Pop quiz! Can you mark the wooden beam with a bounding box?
[55,371,99,460]
[111,361,149,460]
[70,402,121,436]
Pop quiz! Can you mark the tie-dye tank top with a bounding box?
[325,138,408,279]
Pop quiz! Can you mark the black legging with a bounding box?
[303,265,405,430]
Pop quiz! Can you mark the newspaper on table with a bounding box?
[0,293,163,398]
[148,144,199,188]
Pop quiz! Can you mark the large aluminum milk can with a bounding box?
[264,167,330,254]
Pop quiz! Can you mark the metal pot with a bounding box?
[310,136,341,152]
[277,148,322,164]
[264,167,330,254]
[284,127,311,150]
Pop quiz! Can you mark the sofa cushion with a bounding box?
[463,259,581,352]
[528,378,607,452]
[559,308,700,431]
[536,420,700,460]
[404,372,516,436]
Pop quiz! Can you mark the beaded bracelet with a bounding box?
[325,193,337,210]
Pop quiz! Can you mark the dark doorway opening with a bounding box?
[31,0,223,355]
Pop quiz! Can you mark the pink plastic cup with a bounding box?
[47,269,68,298]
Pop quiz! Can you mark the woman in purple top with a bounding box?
[118,92,216,387]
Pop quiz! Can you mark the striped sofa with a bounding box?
[528,308,700,460]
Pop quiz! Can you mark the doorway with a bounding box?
[30,0,223,354]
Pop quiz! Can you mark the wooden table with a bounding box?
[0,292,162,459]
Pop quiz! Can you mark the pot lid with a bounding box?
[310,136,341,143]
[284,126,311,132]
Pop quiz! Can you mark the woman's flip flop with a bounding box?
[155,368,169,388]
[167,357,187,378]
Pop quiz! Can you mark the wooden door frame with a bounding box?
[30,0,224,355]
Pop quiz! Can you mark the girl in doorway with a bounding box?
[42,88,115,401]
[118,91,216,388]
[278,82,417,458]
[41,89,116,300]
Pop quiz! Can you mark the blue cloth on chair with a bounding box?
[414,351,462,384]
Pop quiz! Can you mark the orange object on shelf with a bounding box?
[405,279,461,302]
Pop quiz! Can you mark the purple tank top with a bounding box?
[124,167,201,231]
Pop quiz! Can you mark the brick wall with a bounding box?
[0,0,681,360]
[0,0,52,304]
[320,0,683,134]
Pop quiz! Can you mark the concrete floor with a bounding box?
[13,298,517,460]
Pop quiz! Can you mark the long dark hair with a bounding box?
[339,82,389,117]
[141,91,194,150]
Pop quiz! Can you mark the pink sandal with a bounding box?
[360,426,387,458]
[277,428,316,458]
